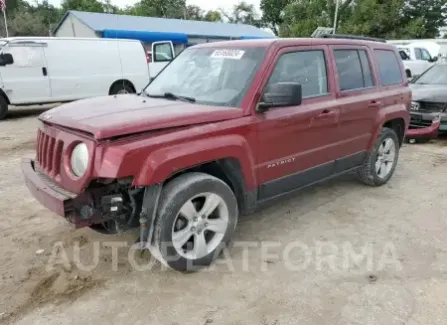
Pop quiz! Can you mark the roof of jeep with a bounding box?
[194,38,394,49]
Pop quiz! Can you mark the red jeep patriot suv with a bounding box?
[22,35,411,272]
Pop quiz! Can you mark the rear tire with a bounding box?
[0,96,8,120]
[110,83,135,95]
[150,172,238,272]
[357,127,400,186]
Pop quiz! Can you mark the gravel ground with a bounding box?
[0,106,446,325]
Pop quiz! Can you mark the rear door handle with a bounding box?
[314,109,336,119]
[42,67,47,76]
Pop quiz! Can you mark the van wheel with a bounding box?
[357,127,400,186]
[150,172,238,272]
[0,96,8,120]
[110,83,134,95]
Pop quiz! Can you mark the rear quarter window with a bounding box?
[374,50,403,86]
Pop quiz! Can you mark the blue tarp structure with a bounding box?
[103,29,189,44]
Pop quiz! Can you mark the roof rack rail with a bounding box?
[314,33,387,43]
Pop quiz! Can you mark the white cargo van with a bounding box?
[396,43,438,79]
[0,37,175,119]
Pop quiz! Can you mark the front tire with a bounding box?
[357,127,400,186]
[151,172,238,272]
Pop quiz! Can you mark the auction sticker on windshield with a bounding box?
[211,49,245,60]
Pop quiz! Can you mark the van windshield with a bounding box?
[144,46,267,108]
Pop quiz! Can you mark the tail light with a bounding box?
[146,51,152,63]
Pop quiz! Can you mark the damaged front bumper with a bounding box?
[21,159,130,229]
[407,112,444,140]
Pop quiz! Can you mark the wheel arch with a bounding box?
[129,136,258,214]
[162,158,257,215]
[367,105,409,151]
[0,89,11,105]
[109,79,136,94]
[383,118,406,147]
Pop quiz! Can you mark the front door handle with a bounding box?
[368,100,382,107]
[42,67,47,76]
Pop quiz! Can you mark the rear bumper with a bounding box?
[21,159,75,217]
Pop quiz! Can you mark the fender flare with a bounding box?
[367,103,409,151]
[133,135,257,189]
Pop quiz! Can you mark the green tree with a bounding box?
[60,0,104,13]
[7,11,48,36]
[339,0,406,38]
[281,0,354,37]
[260,0,291,35]
[221,1,263,27]
[185,5,204,20]
[402,0,447,38]
[204,10,222,22]
[126,0,186,19]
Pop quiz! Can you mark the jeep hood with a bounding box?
[39,95,243,139]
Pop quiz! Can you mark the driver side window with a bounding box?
[266,50,328,99]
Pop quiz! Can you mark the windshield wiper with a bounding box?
[146,92,196,103]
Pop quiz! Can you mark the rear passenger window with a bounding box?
[374,50,403,86]
[266,50,328,99]
[334,49,374,91]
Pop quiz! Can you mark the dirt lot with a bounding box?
[1,106,447,325]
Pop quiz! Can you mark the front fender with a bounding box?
[133,135,257,189]
[367,103,409,151]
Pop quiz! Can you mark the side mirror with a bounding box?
[152,41,174,63]
[257,82,302,112]
[0,53,13,66]
[430,56,438,63]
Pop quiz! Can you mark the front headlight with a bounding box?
[70,143,89,177]
[411,101,420,111]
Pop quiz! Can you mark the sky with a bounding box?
[45,0,262,14]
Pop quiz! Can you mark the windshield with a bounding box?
[413,65,447,85]
[144,46,267,107]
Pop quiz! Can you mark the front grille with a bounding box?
[36,129,64,178]
[410,115,433,128]
[419,101,447,113]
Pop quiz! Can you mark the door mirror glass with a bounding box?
[257,82,302,112]
[0,53,14,66]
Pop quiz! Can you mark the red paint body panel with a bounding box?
[40,95,244,139]
[22,37,411,221]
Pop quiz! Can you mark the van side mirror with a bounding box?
[152,41,174,63]
[0,53,13,66]
[429,56,438,63]
[257,82,302,112]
